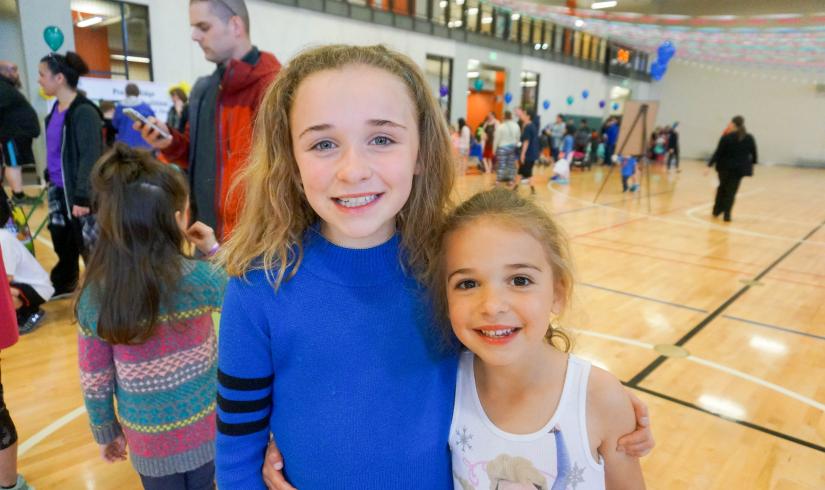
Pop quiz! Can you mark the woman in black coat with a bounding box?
[707,115,757,222]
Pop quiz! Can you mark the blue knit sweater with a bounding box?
[216,230,457,489]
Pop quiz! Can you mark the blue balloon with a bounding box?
[582,90,589,99]
[504,92,513,104]
[542,100,550,110]
[657,41,676,63]
[650,61,667,80]
[611,102,620,110]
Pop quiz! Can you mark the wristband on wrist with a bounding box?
[207,243,220,257]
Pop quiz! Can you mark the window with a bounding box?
[71,0,152,80]
[448,0,463,29]
[520,17,531,45]
[465,0,479,31]
[520,71,539,113]
[479,3,493,34]
[426,54,452,122]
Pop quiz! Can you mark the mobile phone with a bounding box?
[123,107,171,140]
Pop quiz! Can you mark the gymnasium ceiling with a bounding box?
[488,0,825,76]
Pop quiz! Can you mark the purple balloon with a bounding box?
[439,85,449,98]
[599,100,606,109]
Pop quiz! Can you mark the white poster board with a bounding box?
[615,100,659,157]
[78,77,173,122]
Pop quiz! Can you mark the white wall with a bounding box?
[139,0,650,128]
[653,61,825,166]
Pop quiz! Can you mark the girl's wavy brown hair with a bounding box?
[219,44,455,286]
[428,188,574,352]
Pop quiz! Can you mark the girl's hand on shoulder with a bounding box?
[186,221,218,256]
[99,434,127,463]
[617,391,655,457]
[588,368,646,489]
[262,439,297,490]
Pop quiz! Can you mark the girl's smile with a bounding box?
[290,64,420,249]
[444,218,563,366]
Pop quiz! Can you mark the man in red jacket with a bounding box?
[140,0,280,239]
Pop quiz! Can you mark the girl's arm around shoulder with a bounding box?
[216,273,275,490]
[587,367,646,490]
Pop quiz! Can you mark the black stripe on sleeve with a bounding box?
[217,415,270,436]
[218,369,274,391]
[217,393,271,414]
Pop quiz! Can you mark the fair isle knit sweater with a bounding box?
[77,259,226,477]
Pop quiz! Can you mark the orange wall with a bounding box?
[72,12,111,78]
[466,70,506,131]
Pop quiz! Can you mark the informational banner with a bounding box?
[78,77,172,122]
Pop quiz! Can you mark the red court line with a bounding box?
[574,241,757,276]
[575,242,825,290]
[572,216,649,238]
[581,235,825,281]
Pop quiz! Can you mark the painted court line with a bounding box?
[19,406,86,457]
[722,315,825,342]
[570,328,825,412]
[549,185,825,248]
[580,283,708,313]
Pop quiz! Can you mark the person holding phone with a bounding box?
[112,83,155,149]
[138,0,280,240]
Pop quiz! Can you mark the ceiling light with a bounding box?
[481,16,493,24]
[511,13,520,20]
[439,1,447,8]
[76,16,103,28]
[110,54,151,64]
[468,7,478,15]
[591,1,617,9]
[467,71,480,78]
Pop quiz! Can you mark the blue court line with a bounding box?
[581,283,708,313]
[722,315,825,342]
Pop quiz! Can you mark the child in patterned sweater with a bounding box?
[75,144,226,489]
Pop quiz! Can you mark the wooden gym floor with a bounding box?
[5,159,824,488]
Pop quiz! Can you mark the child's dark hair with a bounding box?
[76,143,189,344]
[428,188,574,352]
[40,51,89,89]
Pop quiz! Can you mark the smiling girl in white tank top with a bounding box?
[429,188,646,490]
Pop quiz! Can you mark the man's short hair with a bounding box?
[191,0,250,34]
[125,83,140,97]
[504,110,512,120]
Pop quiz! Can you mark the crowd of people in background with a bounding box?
[0,2,773,489]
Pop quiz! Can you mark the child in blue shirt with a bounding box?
[621,155,639,192]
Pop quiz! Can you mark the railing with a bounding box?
[265,0,652,81]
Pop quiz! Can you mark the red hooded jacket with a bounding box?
[163,49,281,238]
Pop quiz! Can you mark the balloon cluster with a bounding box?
[650,41,675,81]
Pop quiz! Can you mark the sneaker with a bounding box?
[11,193,39,206]
[19,309,46,335]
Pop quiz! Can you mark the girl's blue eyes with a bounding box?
[313,140,336,151]
[310,136,395,152]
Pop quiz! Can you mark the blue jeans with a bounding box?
[139,461,215,490]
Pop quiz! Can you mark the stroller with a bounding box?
[570,150,591,171]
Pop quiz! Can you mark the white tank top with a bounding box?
[450,351,605,490]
